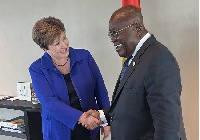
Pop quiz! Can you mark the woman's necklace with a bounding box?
[53,58,68,66]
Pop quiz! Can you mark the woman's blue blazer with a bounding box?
[29,47,110,140]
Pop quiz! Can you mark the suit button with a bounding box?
[110,117,113,121]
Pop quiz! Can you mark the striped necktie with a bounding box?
[120,56,132,82]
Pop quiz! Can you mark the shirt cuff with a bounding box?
[99,110,108,127]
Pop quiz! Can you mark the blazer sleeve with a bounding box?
[29,63,83,129]
[145,51,182,140]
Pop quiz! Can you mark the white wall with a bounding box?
[0,0,198,140]
[0,0,121,98]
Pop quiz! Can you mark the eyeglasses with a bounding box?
[108,23,137,39]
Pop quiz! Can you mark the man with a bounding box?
[103,5,186,140]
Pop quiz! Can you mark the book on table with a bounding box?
[1,126,25,133]
[0,116,25,129]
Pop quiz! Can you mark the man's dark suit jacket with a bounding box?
[104,35,187,140]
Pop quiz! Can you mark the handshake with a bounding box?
[78,109,103,130]
[78,109,110,139]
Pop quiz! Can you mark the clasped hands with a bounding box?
[78,109,101,130]
[78,109,110,139]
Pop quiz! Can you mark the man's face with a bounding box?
[109,20,139,58]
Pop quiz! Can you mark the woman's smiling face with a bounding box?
[45,32,69,60]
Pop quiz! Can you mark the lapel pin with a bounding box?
[132,61,136,66]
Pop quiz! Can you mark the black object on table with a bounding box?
[0,99,43,140]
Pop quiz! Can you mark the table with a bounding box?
[0,99,43,140]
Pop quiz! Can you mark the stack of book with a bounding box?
[0,116,25,133]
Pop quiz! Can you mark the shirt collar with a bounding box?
[128,32,151,65]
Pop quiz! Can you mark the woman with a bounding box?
[29,16,110,140]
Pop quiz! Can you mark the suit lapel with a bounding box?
[111,35,156,108]
[112,59,138,102]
